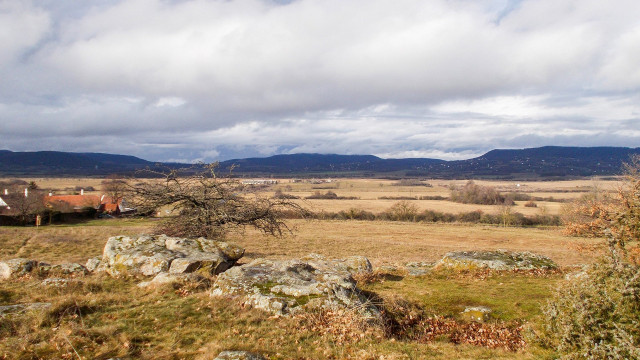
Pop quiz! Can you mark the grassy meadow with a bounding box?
[0,176,613,359]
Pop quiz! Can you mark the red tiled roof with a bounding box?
[46,195,101,208]
[102,203,119,212]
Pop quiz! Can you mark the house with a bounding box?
[98,195,135,216]
[45,194,102,212]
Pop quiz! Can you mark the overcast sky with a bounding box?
[1,0,639,162]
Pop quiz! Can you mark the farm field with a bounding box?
[0,176,613,359]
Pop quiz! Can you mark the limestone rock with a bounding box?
[85,257,102,272]
[41,278,81,287]
[405,262,434,276]
[0,258,38,279]
[138,272,211,288]
[215,351,266,360]
[300,253,373,275]
[211,255,379,319]
[45,263,88,276]
[435,250,557,271]
[0,302,52,317]
[100,235,244,277]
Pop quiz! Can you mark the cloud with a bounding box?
[0,0,639,162]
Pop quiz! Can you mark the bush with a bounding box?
[541,259,640,359]
[450,181,512,205]
[382,201,419,221]
[392,179,432,187]
[305,191,358,200]
[273,189,300,199]
[540,155,640,357]
[524,200,537,208]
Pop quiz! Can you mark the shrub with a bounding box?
[524,200,537,208]
[541,258,640,359]
[540,155,640,357]
[382,201,419,221]
[392,179,432,187]
[450,181,512,205]
[305,191,358,200]
[273,189,300,199]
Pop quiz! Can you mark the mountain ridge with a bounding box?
[1,146,639,179]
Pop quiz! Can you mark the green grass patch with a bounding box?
[363,270,562,322]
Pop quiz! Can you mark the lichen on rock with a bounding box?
[435,250,557,271]
[100,234,244,277]
[210,254,379,319]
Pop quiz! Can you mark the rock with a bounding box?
[100,235,244,277]
[405,262,434,276]
[138,272,210,288]
[300,253,373,275]
[85,257,102,272]
[0,302,52,317]
[211,255,379,319]
[461,306,492,322]
[42,278,81,287]
[215,351,266,360]
[46,263,88,276]
[0,258,38,279]
[435,250,557,271]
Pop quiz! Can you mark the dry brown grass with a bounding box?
[229,220,602,267]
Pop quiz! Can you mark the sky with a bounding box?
[1,0,639,162]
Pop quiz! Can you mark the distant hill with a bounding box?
[1,146,639,178]
[0,151,154,176]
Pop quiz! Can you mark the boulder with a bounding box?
[138,272,211,289]
[0,302,51,317]
[211,255,379,319]
[41,263,88,276]
[41,278,81,287]
[85,257,102,272]
[300,253,372,275]
[215,351,266,360]
[100,235,244,277]
[435,250,557,271]
[405,262,434,276]
[0,258,38,279]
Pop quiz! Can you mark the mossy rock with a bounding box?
[435,250,557,271]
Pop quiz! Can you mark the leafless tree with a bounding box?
[127,163,306,239]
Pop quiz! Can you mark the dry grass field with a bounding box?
[0,176,614,359]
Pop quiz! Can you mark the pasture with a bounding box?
[0,176,613,359]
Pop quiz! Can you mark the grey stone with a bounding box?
[47,263,88,276]
[85,257,102,272]
[138,272,210,288]
[435,250,557,271]
[211,255,379,319]
[41,278,78,287]
[215,351,266,360]
[100,235,244,277]
[0,302,52,317]
[405,262,434,276]
[0,258,38,279]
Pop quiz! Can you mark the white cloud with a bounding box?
[0,0,639,161]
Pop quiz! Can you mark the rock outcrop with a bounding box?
[0,302,52,317]
[215,351,266,360]
[435,250,557,271]
[0,258,38,279]
[98,235,244,277]
[211,254,378,318]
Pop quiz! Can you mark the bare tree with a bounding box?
[101,175,128,203]
[127,163,306,239]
